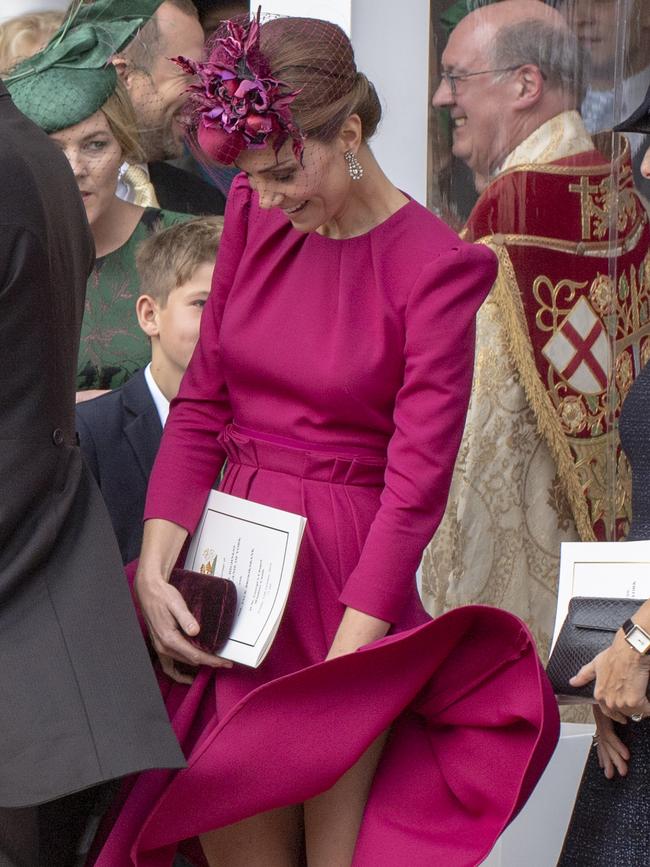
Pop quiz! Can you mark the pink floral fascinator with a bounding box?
[173,6,304,165]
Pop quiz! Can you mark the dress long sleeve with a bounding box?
[339,244,497,622]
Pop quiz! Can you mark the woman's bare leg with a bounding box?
[303,732,387,867]
[199,804,303,867]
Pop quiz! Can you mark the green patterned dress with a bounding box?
[78,207,190,391]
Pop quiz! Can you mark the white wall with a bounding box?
[260,0,431,204]
[350,0,430,204]
[482,724,594,867]
[257,1,351,32]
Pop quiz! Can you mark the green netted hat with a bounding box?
[5,0,164,133]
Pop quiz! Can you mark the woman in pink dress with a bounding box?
[96,12,559,867]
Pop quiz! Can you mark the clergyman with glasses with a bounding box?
[422,0,650,666]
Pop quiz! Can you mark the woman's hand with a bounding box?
[135,519,232,683]
[570,629,650,723]
[592,705,630,778]
[326,607,390,661]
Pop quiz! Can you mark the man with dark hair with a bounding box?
[193,0,249,38]
[424,0,650,659]
[0,74,184,866]
[113,0,226,214]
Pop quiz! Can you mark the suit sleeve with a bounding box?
[144,175,252,532]
[339,242,498,623]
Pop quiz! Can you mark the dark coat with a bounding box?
[76,368,162,564]
[148,160,226,215]
[0,81,184,808]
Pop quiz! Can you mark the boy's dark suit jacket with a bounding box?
[76,368,162,565]
[0,81,183,809]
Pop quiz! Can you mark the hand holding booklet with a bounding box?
[184,490,306,668]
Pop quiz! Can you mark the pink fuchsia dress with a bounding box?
[96,176,559,867]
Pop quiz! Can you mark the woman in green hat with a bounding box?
[5,0,192,398]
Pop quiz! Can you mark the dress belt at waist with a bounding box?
[219,423,387,487]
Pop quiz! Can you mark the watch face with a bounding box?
[627,625,650,654]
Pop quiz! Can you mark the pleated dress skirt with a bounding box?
[95,424,560,867]
[214,423,432,706]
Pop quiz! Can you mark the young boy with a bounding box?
[76,216,223,564]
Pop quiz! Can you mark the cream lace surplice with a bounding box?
[422,112,595,661]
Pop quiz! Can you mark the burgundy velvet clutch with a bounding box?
[169,568,238,656]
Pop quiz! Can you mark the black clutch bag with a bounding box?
[546,596,646,701]
[169,567,238,656]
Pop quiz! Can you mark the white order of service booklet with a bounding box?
[551,539,650,654]
[184,490,306,667]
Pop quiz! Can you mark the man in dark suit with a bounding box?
[113,0,227,214]
[0,80,186,866]
[77,216,222,564]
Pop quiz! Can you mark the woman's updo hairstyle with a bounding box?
[183,13,383,167]
[257,16,381,144]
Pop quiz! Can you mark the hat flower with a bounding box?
[173,8,304,164]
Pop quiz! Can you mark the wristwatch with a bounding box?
[623,618,650,654]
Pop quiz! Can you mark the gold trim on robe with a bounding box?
[423,112,650,667]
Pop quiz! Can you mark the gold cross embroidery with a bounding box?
[569,176,602,240]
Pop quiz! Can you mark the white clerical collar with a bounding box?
[498,110,595,176]
[144,363,170,427]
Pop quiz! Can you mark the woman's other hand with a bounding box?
[326,607,390,661]
[570,617,650,723]
[135,518,232,683]
[592,705,630,778]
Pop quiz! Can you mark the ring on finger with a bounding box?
[631,713,644,722]
[592,735,600,747]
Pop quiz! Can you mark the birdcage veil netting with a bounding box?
[3,1,168,132]
[174,7,379,181]
[2,0,205,393]
[2,0,207,212]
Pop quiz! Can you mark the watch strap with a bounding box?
[623,618,636,636]
[623,618,650,654]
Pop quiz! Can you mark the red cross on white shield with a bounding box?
[542,297,611,395]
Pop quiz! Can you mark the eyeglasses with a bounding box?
[439,64,544,98]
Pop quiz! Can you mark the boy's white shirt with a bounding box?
[144,363,170,427]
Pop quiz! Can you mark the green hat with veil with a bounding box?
[4,0,164,133]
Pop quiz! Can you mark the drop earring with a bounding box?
[344,150,364,181]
